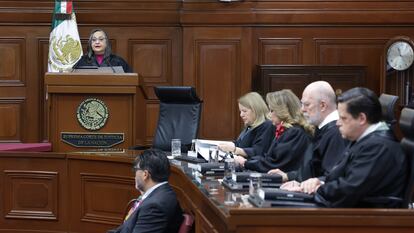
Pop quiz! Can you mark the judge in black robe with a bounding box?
[234,120,274,158]
[287,120,348,182]
[219,92,274,158]
[244,124,311,173]
[72,29,132,73]
[315,129,407,208]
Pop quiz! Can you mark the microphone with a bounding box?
[105,58,116,73]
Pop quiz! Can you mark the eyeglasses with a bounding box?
[133,166,144,172]
[92,37,106,43]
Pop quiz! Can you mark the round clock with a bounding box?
[387,40,414,71]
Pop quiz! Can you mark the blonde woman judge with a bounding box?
[218,92,274,158]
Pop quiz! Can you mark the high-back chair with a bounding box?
[399,107,414,208]
[379,93,399,128]
[152,86,202,151]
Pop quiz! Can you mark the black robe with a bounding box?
[73,54,133,73]
[287,120,348,182]
[244,125,311,173]
[314,130,407,208]
[235,120,274,158]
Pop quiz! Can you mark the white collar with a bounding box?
[318,110,339,129]
[357,122,388,142]
[140,181,168,201]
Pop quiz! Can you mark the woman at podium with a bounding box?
[73,29,132,73]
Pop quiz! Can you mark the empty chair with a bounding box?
[131,86,202,152]
[399,107,414,208]
[379,93,399,127]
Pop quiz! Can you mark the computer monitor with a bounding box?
[72,66,124,73]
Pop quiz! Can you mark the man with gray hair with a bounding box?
[269,81,347,182]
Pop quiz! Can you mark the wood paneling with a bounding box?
[0,99,24,142]
[80,173,135,225]
[1,1,414,144]
[258,39,303,65]
[0,38,24,85]
[257,65,366,98]
[4,170,58,220]
[183,27,252,140]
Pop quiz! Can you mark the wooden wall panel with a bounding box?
[184,27,252,140]
[4,170,58,220]
[0,155,68,233]
[1,1,414,144]
[80,173,135,225]
[0,99,24,142]
[0,39,24,85]
[258,39,303,65]
[315,38,387,93]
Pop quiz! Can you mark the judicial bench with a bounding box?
[0,150,413,233]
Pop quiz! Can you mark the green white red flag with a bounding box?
[48,0,82,72]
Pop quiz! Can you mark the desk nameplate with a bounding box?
[61,132,124,148]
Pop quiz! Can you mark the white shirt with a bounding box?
[318,110,339,129]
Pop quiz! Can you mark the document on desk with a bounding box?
[195,139,229,161]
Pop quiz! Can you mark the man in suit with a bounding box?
[268,81,347,182]
[282,87,407,208]
[108,149,183,233]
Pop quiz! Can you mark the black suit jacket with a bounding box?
[109,183,183,233]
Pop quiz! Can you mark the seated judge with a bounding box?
[268,81,348,182]
[108,149,183,233]
[282,87,408,208]
[234,89,313,173]
[73,29,132,73]
[218,92,274,158]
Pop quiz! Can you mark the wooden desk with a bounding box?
[0,152,413,233]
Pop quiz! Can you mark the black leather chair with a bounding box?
[131,86,202,152]
[399,107,414,208]
[379,93,399,127]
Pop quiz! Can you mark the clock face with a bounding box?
[387,41,414,71]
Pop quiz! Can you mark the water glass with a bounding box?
[249,172,262,196]
[224,158,235,179]
[171,139,181,158]
[209,145,219,162]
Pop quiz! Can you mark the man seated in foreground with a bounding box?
[282,87,408,208]
[108,149,183,233]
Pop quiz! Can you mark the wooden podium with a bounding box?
[45,72,139,152]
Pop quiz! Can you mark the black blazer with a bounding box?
[108,183,183,233]
[235,120,274,158]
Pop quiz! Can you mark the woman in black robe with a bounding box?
[235,89,313,173]
[73,29,132,73]
[218,92,274,158]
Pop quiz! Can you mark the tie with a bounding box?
[124,197,143,221]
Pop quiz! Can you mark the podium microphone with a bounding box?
[105,58,116,73]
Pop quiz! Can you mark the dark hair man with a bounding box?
[108,149,183,233]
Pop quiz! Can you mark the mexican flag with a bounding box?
[48,0,82,72]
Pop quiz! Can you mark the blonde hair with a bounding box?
[266,89,314,135]
[238,92,269,128]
